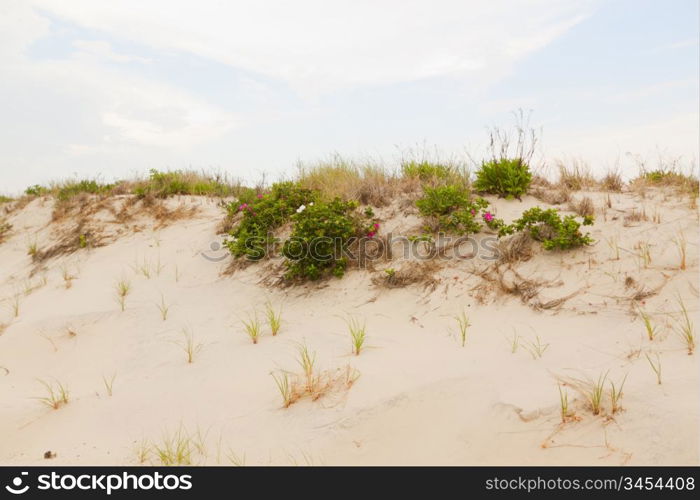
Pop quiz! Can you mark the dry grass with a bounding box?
[296,157,398,206]
[601,168,624,192]
[672,232,687,271]
[372,260,441,290]
[115,278,131,312]
[556,160,598,191]
[496,232,534,264]
[568,196,595,217]
[531,185,571,205]
[176,328,203,363]
[35,379,70,410]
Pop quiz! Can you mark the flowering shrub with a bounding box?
[500,207,594,250]
[282,198,364,280]
[473,158,532,199]
[225,182,318,260]
[415,185,495,235]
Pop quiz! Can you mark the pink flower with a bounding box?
[373,223,380,229]
[238,203,248,211]
[367,231,376,238]
[470,209,476,216]
[257,193,263,199]
[483,212,494,223]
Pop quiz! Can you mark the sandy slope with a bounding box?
[0,189,698,465]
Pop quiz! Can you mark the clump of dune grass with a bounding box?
[264,301,282,336]
[523,335,549,359]
[115,278,131,312]
[347,316,366,355]
[35,379,69,410]
[241,312,262,344]
[601,168,623,192]
[271,371,299,408]
[156,293,170,321]
[672,232,687,271]
[26,238,38,258]
[558,385,572,423]
[638,309,658,341]
[297,342,317,395]
[152,427,194,466]
[176,328,203,364]
[635,241,652,269]
[609,374,627,414]
[605,236,620,261]
[587,372,607,415]
[135,439,150,464]
[568,196,595,217]
[556,160,597,191]
[132,168,242,199]
[102,373,116,397]
[296,156,398,206]
[507,331,520,353]
[454,310,470,347]
[645,352,662,384]
[675,294,695,354]
[0,220,12,244]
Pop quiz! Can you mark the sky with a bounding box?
[0,0,698,194]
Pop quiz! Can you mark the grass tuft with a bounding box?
[454,310,470,347]
[35,379,70,410]
[102,373,117,397]
[115,278,131,312]
[264,301,282,336]
[587,372,607,415]
[675,294,695,355]
[645,352,662,384]
[347,316,367,355]
[241,312,262,344]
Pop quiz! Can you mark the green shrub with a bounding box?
[502,207,594,250]
[473,158,532,199]
[225,182,318,260]
[416,185,491,235]
[401,161,455,181]
[0,195,13,203]
[282,198,362,280]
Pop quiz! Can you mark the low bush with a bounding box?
[225,182,318,260]
[473,158,532,199]
[416,185,493,235]
[500,207,594,250]
[282,198,366,280]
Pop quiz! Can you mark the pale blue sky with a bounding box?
[1,0,697,194]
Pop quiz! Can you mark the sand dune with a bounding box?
[0,187,697,465]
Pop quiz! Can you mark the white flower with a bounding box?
[309,202,314,206]
[296,204,306,213]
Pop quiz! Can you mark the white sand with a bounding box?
[0,189,698,465]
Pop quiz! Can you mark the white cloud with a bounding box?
[28,0,596,92]
[72,40,151,64]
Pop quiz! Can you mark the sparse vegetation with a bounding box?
[241,313,262,344]
[115,278,131,312]
[35,379,70,410]
[454,310,470,347]
[587,372,607,415]
[176,328,203,363]
[638,309,658,341]
[609,374,627,414]
[156,294,170,321]
[347,317,367,355]
[558,385,572,423]
[523,335,549,359]
[500,207,594,250]
[271,371,298,408]
[645,352,662,384]
[264,301,282,336]
[675,295,695,355]
[102,373,116,397]
[672,232,687,271]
